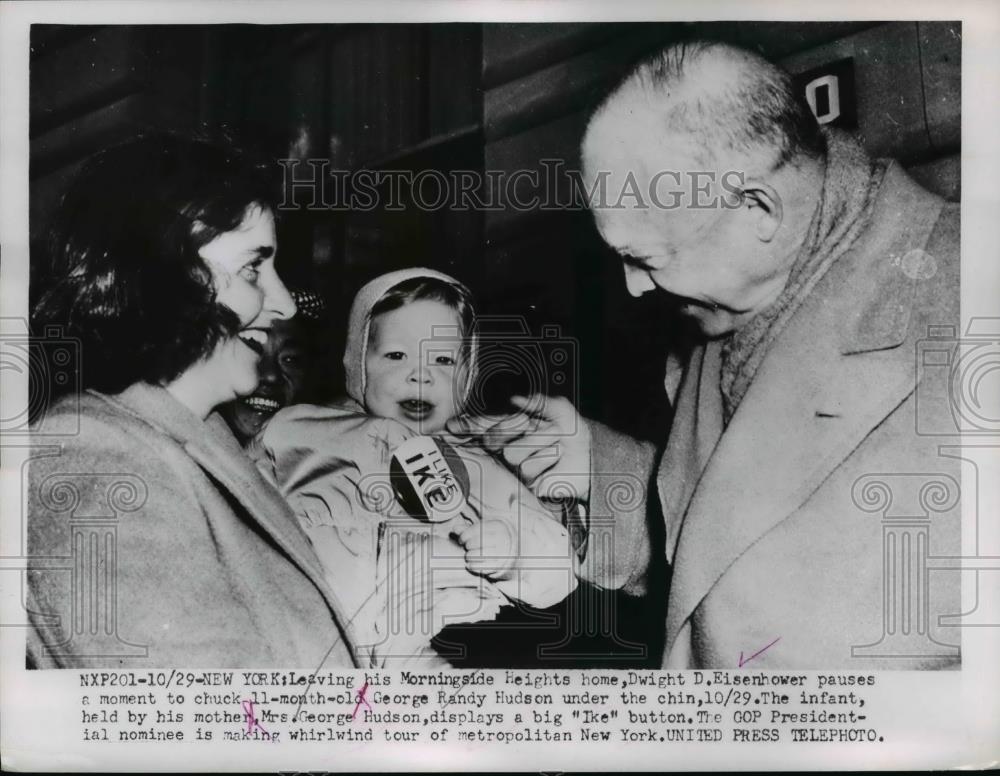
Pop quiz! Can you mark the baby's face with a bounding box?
[364,299,468,434]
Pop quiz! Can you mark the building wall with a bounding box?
[29,21,960,435]
[27,19,962,670]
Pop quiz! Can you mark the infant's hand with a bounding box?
[451,506,578,608]
[451,517,517,581]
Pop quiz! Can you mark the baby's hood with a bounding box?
[343,267,477,408]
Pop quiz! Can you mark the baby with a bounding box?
[253,268,577,667]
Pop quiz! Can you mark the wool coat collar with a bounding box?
[104,382,360,664]
[661,162,946,654]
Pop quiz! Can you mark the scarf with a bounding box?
[718,128,887,424]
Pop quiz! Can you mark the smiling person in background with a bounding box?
[220,289,327,447]
[27,133,357,668]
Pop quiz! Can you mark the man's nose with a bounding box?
[262,266,297,321]
[623,263,655,297]
[257,351,281,386]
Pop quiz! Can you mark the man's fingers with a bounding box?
[448,394,574,457]
[445,413,509,437]
[513,449,560,488]
[509,393,551,418]
[499,441,541,469]
[499,437,561,473]
[534,471,591,502]
[447,413,537,451]
[513,393,576,425]
[478,408,552,443]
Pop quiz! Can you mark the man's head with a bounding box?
[220,289,326,445]
[582,41,827,336]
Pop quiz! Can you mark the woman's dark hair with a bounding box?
[31,132,277,408]
[369,276,477,361]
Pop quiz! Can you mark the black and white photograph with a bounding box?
[1,0,998,771]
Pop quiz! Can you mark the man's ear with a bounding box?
[742,180,782,243]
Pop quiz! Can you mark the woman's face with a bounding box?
[197,205,296,411]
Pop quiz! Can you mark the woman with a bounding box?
[27,134,357,668]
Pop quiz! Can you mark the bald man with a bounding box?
[454,41,961,669]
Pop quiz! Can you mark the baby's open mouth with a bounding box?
[238,329,267,355]
[399,399,434,419]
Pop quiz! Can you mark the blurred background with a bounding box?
[29,21,960,666]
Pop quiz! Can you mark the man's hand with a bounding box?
[447,394,591,502]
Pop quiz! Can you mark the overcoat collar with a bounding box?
[663,163,946,654]
[101,382,360,666]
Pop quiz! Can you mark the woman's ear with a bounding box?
[742,180,783,243]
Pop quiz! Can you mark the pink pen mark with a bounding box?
[241,699,270,736]
[352,680,372,720]
[738,637,781,667]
